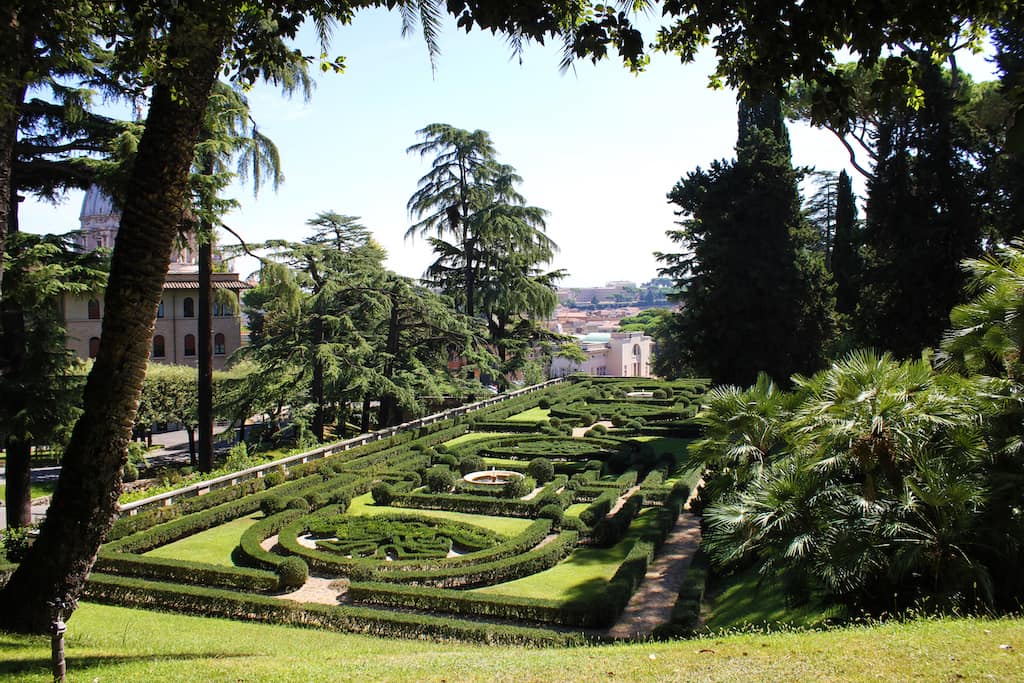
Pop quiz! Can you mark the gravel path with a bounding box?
[277,576,346,605]
[605,512,702,640]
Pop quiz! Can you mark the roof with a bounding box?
[162,280,252,291]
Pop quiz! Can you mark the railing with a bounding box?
[118,378,566,517]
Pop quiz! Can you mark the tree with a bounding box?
[855,54,983,358]
[830,171,860,317]
[0,233,105,526]
[657,94,834,385]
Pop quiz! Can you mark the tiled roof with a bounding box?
[162,280,251,290]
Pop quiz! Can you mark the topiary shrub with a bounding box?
[285,497,310,512]
[425,466,455,493]
[526,457,554,484]
[260,494,288,516]
[652,388,668,399]
[537,504,564,526]
[436,453,459,468]
[277,556,309,590]
[538,398,551,409]
[548,417,561,429]
[263,468,286,487]
[329,491,351,511]
[305,491,328,509]
[459,455,485,476]
[122,461,139,483]
[371,482,395,506]
[504,476,536,499]
[589,423,608,435]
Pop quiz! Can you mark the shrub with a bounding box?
[548,417,561,428]
[371,482,395,506]
[538,398,551,409]
[504,476,536,499]
[458,455,485,476]
[260,494,288,516]
[652,388,668,399]
[1,527,30,563]
[329,490,351,511]
[122,461,139,483]
[225,441,255,471]
[425,466,455,493]
[526,457,554,484]
[588,423,608,435]
[277,557,309,590]
[286,497,310,512]
[435,454,459,468]
[263,468,286,487]
[537,504,564,526]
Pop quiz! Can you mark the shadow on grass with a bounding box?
[558,577,610,604]
[0,651,257,677]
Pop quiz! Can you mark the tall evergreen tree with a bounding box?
[831,170,861,316]
[658,95,834,385]
[856,54,982,357]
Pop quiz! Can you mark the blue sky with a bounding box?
[18,8,999,287]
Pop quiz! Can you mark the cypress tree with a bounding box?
[831,170,860,316]
[658,94,834,385]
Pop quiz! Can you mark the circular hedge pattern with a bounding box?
[301,514,502,561]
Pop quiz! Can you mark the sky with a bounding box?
[17,9,1000,287]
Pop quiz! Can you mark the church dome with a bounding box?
[80,184,120,222]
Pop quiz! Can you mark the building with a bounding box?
[549,331,653,378]
[64,185,249,370]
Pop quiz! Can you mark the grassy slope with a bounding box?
[443,432,516,447]
[504,407,551,422]
[1,604,1021,682]
[472,509,659,602]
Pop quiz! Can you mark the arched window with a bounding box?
[212,301,222,317]
[183,297,195,318]
[87,298,101,320]
[152,335,165,358]
[214,333,226,355]
[184,334,196,357]
[157,300,165,318]
[88,337,100,358]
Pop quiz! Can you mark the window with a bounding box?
[87,298,101,320]
[214,333,226,355]
[184,334,196,357]
[157,300,164,318]
[183,297,195,318]
[152,335,165,358]
[88,337,100,358]
[212,301,221,317]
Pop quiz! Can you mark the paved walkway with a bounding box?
[605,512,702,639]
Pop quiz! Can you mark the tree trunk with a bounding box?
[186,426,197,468]
[361,396,372,434]
[3,437,31,528]
[311,315,325,441]
[0,8,229,633]
[198,237,213,472]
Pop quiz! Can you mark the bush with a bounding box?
[264,468,287,487]
[286,497,310,512]
[538,398,551,409]
[548,417,561,428]
[122,461,139,483]
[371,482,395,506]
[537,504,564,526]
[652,389,668,399]
[588,423,608,435]
[329,490,351,511]
[458,455,485,476]
[425,466,455,493]
[260,494,288,516]
[277,557,309,590]
[225,441,255,471]
[435,454,459,468]
[526,457,554,484]
[504,476,536,499]
[1,527,30,563]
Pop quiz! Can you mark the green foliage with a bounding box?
[371,482,394,506]
[424,466,455,493]
[0,527,30,563]
[526,457,554,484]
[657,94,834,385]
[225,442,254,471]
[276,557,309,590]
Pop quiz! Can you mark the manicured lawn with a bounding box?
[143,513,262,566]
[563,502,589,518]
[702,563,848,632]
[472,508,660,602]
[443,432,515,447]
[504,407,550,422]
[346,492,533,537]
[480,457,524,469]
[3,603,1022,682]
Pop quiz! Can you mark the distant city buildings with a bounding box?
[63,185,250,370]
[549,331,653,378]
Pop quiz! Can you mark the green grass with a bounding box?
[0,482,56,501]
[702,563,848,632]
[473,509,660,602]
[2,603,1022,682]
[563,503,589,518]
[504,407,550,422]
[443,432,516,447]
[143,513,262,566]
[346,492,533,537]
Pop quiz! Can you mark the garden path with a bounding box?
[278,575,346,604]
[605,512,702,640]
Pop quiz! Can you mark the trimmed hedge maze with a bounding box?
[85,377,708,644]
